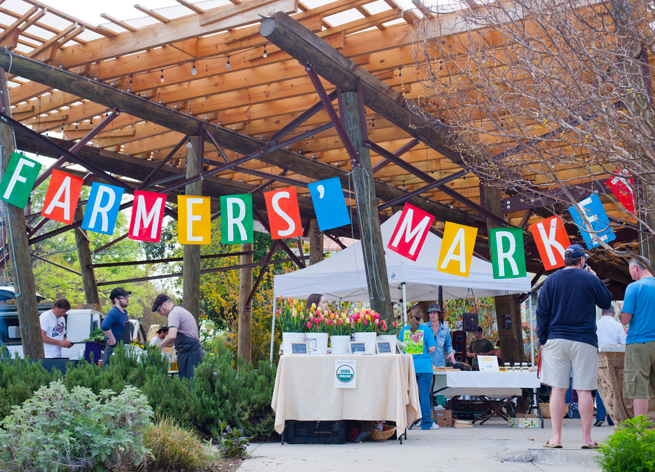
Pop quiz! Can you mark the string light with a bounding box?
[398,67,402,78]
[191,62,197,76]
[226,56,231,69]
[263,45,267,58]
[129,75,133,85]
[372,119,375,128]
[160,69,164,82]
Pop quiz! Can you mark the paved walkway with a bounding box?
[239,419,615,472]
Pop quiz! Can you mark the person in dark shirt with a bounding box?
[536,244,611,449]
[101,287,132,368]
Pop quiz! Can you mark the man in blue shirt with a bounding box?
[619,257,655,418]
[101,287,132,368]
[536,244,611,449]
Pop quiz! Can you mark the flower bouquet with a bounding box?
[378,319,400,336]
[350,308,380,332]
[326,310,352,336]
[305,304,329,354]
[277,296,306,333]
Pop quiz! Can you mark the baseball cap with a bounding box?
[565,244,589,259]
[109,287,131,302]
[151,294,170,312]
[476,326,483,332]
[427,303,442,313]
[156,326,169,334]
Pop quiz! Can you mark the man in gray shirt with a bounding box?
[152,294,202,380]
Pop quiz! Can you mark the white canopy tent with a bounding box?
[270,212,532,361]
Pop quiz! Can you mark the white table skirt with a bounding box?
[432,371,540,397]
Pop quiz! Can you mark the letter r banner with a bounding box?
[220,194,253,244]
[529,215,570,270]
[128,190,167,242]
[387,203,435,261]
[489,228,526,279]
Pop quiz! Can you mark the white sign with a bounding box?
[478,355,500,372]
[334,359,356,389]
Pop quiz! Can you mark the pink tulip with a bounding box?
[375,319,380,325]
[364,319,368,325]
[338,319,343,325]
[306,321,311,329]
[276,309,280,315]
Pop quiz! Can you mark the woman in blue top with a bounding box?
[422,303,456,368]
[398,304,438,430]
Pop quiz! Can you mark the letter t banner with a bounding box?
[529,215,570,270]
[128,190,167,242]
[264,188,303,239]
[437,222,478,277]
[0,152,42,209]
[489,228,526,279]
[41,169,83,224]
[220,194,253,244]
[178,195,211,244]
[387,203,435,261]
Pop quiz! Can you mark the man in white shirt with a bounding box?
[594,305,626,426]
[39,299,73,358]
[149,326,168,346]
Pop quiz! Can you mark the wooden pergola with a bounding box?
[0,0,636,361]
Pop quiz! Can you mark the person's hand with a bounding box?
[107,338,116,346]
[585,265,597,276]
[60,339,73,348]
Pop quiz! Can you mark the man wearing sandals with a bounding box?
[536,244,612,449]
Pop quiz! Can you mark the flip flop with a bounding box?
[581,442,600,449]
[543,441,562,448]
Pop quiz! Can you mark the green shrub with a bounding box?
[0,354,59,419]
[598,416,655,472]
[0,380,153,472]
[141,417,215,471]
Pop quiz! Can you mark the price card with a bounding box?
[478,355,500,372]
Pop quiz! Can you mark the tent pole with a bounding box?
[270,297,277,364]
[402,282,407,324]
[528,294,535,366]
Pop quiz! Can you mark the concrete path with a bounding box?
[239,419,615,472]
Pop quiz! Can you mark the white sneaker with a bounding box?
[429,423,440,430]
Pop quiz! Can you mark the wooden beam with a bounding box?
[100,13,137,33]
[309,219,323,264]
[201,0,284,26]
[134,4,171,24]
[182,136,201,322]
[238,242,253,363]
[176,0,205,14]
[0,6,39,46]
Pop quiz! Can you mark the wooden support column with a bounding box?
[484,185,525,365]
[74,205,100,306]
[0,68,43,359]
[309,219,323,265]
[342,92,393,322]
[182,137,201,322]
[238,243,253,363]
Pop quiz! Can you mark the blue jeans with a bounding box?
[416,373,434,430]
[596,390,613,424]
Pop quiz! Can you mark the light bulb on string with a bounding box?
[129,75,133,85]
[263,45,267,58]
[186,139,192,149]
[160,70,164,83]
[191,62,197,76]
[226,56,231,69]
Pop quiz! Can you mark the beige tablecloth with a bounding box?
[271,354,421,434]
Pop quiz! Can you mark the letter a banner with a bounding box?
[437,222,478,277]
[387,203,435,261]
[41,169,83,224]
[129,190,167,242]
[0,152,42,209]
[220,194,253,244]
[489,228,526,279]
[82,183,124,235]
[178,195,211,245]
[529,215,570,270]
[264,188,302,239]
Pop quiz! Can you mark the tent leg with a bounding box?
[270,297,277,364]
[402,282,407,324]
[528,294,535,366]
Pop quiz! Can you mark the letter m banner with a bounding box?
[387,203,435,261]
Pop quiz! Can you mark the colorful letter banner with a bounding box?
[605,171,635,214]
[437,222,478,277]
[178,195,211,244]
[220,194,253,244]
[489,228,526,279]
[129,190,167,242]
[567,193,616,249]
[82,183,124,235]
[387,203,435,261]
[264,188,302,239]
[0,152,42,209]
[529,215,570,270]
[40,169,83,224]
[308,177,351,231]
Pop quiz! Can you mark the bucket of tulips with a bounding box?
[351,308,380,354]
[305,304,329,355]
[378,319,401,354]
[277,296,306,355]
[327,309,352,355]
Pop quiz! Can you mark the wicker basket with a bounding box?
[540,402,569,419]
[369,424,396,441]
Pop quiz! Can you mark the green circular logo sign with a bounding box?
[336,364,354,383]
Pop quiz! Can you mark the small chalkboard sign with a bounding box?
[349,342,367,354]
[376,341,393,354]
[291,342,308,354]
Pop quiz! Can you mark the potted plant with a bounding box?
[83,328,105,365]
[304,305,329,355]
[327,310,352,355]
[352,308,380,354]
[277,297,306,355]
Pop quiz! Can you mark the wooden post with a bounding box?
[182,137,201,322]
[309,219,323,265]
[342,92,393,322]
[74,205,100,306]
[238,242,253,363]
[0,68,43,359]
[483,185,525,365]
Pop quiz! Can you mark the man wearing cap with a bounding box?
[537,244,611,449]
[152,294,202,380]
[101,287,132,368]
[467,326,496,368]
[149,326,169,346]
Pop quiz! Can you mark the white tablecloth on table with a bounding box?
[432,371,540,397]
[271,354,421,434]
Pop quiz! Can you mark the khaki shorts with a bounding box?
[624,341,655,400]
[540,338,598,391]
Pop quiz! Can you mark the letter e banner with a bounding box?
[437,222,478,277]
[264,188,302,239]
[220,194,253,244]
[387,203,435,261]
[0,152,42,209]
[41,169,83,224]
[178,195,211,244]
[529,215,570,270]
[129,190,167,242]
[82,183,124,235]
[489,228,526,279]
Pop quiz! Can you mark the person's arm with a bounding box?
[536,281,551,345]
[619,283,637,326]
[425,327,436,354]
[41,329,72,348]
[101,312,117,345]
[467,343,475,357]
[158,327,178,349]
[619,311,632,326]
[618,323,627,344]
[593,276,613,311]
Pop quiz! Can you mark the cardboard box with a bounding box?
[453,419,472,428]
[508,414,539,428]
[437,419,453,427]
[433,410,452,420]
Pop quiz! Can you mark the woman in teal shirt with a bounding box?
[398,304,438,430]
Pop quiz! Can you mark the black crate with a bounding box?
[284,420,346,445]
